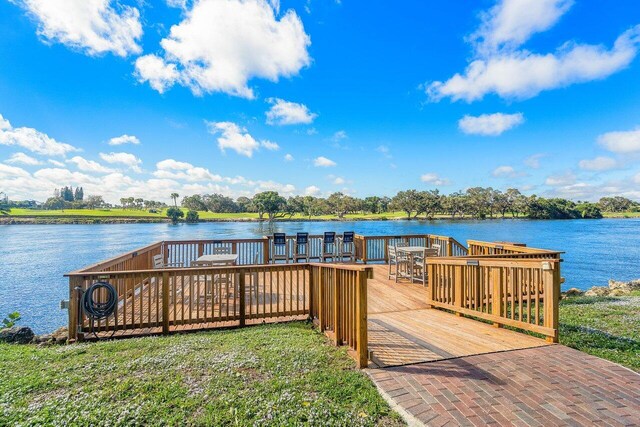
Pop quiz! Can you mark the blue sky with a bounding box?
[1,0,640,203]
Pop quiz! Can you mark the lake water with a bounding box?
[2,218,639,333]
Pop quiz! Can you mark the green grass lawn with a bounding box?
[0,322,402,426]
[602,211,640,218]
[559,295,640,371]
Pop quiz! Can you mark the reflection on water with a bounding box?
[1,218,639,333]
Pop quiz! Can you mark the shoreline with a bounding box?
[0,214,636,225]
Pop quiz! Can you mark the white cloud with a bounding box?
[545,171,576,186]
[458,112,524,136]
[135,0,311,98]
[0,113,78,156]
[427,0,640,104]
[265,98,317,125]
[154,158,222,182]
[524,153,546,169]
[578,156,618,171]
[261,140,280,151]
[284,153,294,161]
[207,121,261,157]
[20,0,142,57]
[598,127,640,153]
[48,159,65,167]
[635,172,640,184]
[331,130,347,141]
[5,152,42,166]
[470,0,573,56]
[420,173,450,185]
[304,185,320,195]
[99,152,142,172]
[108,134,140,145]
[0,164,30,178]
[313,156,336,167]
[68,156,114,173]
[376,145,392,158]
[333,176,345,185]
[134,55,180,94]
[492,165,525,178]
[255,180,295,195]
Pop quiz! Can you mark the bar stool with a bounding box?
[271,233,288,263]
[322,232,337,262]
[293,232,310,262]
[338,231,355,262]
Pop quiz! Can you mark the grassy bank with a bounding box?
[0,322,402,426]
[559,294,640,371]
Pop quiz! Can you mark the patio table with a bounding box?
[396,246,429,282]
[193,254,238,266]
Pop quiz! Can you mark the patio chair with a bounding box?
[293,232,310,262]
[153,254,184,269]
[411,248,439,284]
[271,233,289,263]
[430,243,442,256]
[212,246,232,255]
[338,231,356,262]
[388,245,410,282]
[322,232,337,262]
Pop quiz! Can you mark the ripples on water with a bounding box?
[1,219,639,333]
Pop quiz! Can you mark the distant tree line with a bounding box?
[182,189,640,220]
[2,187,640,220]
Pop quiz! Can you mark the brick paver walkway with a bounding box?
[367,345,640,426]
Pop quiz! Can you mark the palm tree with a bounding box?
[170,193,179,208]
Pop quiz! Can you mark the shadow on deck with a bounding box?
[366,264,550,368]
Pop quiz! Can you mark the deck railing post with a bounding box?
[239,272,246,327]
[356,269,368,368]
[543,261,559,343]
[333,268,341,345]
[162,272,170,334]
[317,267,324,331]
[491,267,503,328]
[68,277,81,342]
[262,237,269,264]
[447,238,453,257]
[308,265,315,319]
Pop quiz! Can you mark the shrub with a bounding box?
[166,207,184,224]
[185,210,199,223]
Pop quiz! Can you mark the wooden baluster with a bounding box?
[491,267,503,328]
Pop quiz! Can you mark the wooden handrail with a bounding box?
[427,257,560,342]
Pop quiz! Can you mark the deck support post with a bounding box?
[543,262,560,343]
[356,270,368,368]
[162,272,170,334]
[491,267,503,328]
[68,277,81,342]
[239,273,246,327]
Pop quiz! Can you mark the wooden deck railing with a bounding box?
[354,234,468,262]
[75,241,163,273]
[467,240,562,259]
[66,261,372,367]
[309,263,369,367]
[164,239,267,266]
[426,257,561,342]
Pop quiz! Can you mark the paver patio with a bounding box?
[367,345,640,426]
